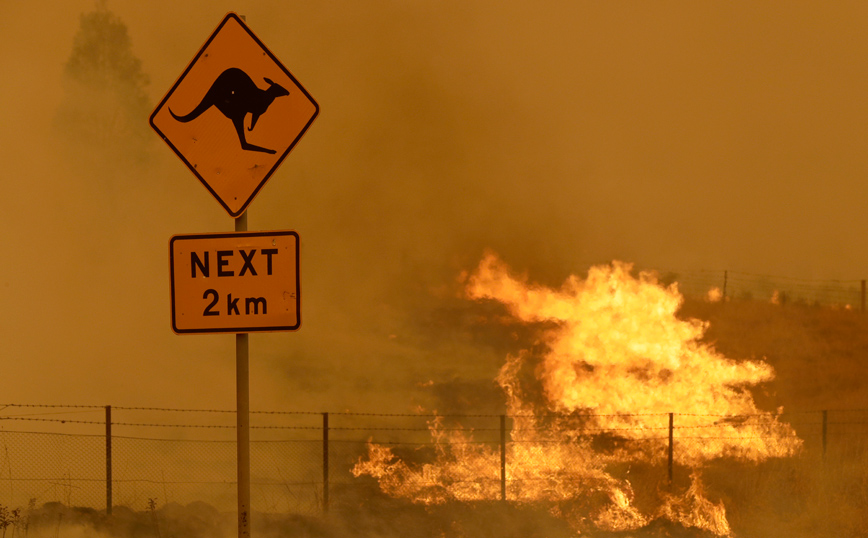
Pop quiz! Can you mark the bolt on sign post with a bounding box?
[150,12,318,538]
[150,12,319,218]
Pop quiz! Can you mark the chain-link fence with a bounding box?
[0,405,866,518]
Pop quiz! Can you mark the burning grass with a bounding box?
[354,253,817,536]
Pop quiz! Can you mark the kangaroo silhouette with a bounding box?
[170,67,289,154]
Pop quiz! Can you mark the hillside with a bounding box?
[679,298,868,413]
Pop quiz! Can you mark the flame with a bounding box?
[707,286,723,302]
[659,471,731,536]
[353,252,801,536]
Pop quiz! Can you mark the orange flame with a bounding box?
[353,253,801,536]
[707,286,723,302]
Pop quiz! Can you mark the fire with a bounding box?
[707,286,723,302]
[660,470,731,536]
[353,252,801,536]
[771,290,781,305]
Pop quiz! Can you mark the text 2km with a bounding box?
[190,249,279,317]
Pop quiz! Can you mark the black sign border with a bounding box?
[169,230,301,334]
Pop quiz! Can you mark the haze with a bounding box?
[2,1,866,413]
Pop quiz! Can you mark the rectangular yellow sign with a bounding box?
[169,231,300,334]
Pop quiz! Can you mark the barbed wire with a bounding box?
[0,415,841,433]
[675,410,820,417]
[0,425,855,443]
[724,270,863,284]
[0,404,104,409]
[0,477,105,482]
[0,430,105,439]
[1,405,868,422]
[0,417,105,425]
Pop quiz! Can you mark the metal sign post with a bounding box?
[236,211,250,538]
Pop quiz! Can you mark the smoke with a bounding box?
[12,492,741,538]
[0,498,619,538]
[1,5,868,536]
[0,6,857,538]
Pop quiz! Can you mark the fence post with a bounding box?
[105,405,112,516]
[322,412,329,512]
[500,415,507,501]
[822,410,828,459]
[667,413,674,485]
[861,281,865,313]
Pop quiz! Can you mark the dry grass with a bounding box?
[676,297,868,537]
[679,297,868,412]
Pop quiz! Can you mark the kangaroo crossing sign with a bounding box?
[169,231,300,334]
[150,13,318,217]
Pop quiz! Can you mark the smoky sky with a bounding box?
[2,1,867,413]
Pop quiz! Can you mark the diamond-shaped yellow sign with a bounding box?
[150,13,318,217]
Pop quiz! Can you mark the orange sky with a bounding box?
[1,1,867,412]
